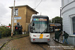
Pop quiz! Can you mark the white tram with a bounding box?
[29,14,50,43]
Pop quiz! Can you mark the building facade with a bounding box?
[61,0,75,45]
[10,5,38,32]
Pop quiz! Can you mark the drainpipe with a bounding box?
[60,7,62,31]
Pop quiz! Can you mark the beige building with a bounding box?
[10,5,38,32]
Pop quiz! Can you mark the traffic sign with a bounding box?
[14,17,21,19]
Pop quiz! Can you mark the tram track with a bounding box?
[36,42,50,50]
[37,44,46,50]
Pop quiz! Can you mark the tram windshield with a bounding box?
[32,18,48,33]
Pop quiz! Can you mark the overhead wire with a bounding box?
[34,0,42,9]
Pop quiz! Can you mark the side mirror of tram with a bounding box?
[30,26,33,29]
[30,26,33,32]
[30,26,35,32]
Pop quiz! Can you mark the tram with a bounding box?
[29,14,50,43]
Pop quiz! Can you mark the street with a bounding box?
[1,33,74,50]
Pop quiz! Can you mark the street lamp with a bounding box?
[11,0,15,37]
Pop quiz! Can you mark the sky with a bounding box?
[0,0,61,26]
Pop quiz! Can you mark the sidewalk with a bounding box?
[0,34,29,49]
[0,37,11,49]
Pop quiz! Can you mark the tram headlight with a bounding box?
[33,35,36,37]
[46,35,49,37]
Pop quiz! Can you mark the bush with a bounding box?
[14,31,18,35]
[0,26,11,37]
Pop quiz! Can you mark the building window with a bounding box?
[72,17,75,34]
[14,9,18,16]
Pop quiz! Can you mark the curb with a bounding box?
[53,38,63,44]
[53,38,75,47]
[0,43,6,50]
[0,39,14,50]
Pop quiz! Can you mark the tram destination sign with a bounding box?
[33,18,47,21]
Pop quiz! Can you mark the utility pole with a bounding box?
[11,0,15,37]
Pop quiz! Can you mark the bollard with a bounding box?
[55,30,61,41]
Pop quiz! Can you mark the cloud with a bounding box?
[0,0,61,25]
[0,14,11,26]
[0,3,8,17]
[35,0,61,19]
[0,3,10,26]
[51,0,60,2]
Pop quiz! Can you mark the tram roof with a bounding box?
[32,14,48,18]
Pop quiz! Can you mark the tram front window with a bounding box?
[33,21,48,33]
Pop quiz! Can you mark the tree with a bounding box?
[52,16,62,23]
[49,20,51,23]
[9,24,11,26]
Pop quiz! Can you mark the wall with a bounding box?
[11,7,26,32]
[26,7,37,31]
[62,1,75,35]
[26,7,37,23]
[61,0,75,45]
[11,6,37,32]
[62,0,74,7]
